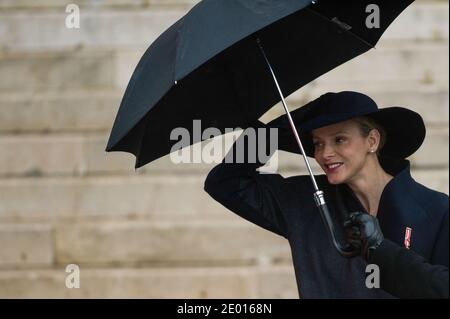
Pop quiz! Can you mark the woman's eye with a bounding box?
[313,142,323,148]
[335,136,346,144]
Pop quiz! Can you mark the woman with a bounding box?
[204,91,448,298]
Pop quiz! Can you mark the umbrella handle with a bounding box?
[314,191,360,257]
[256,37,359,258]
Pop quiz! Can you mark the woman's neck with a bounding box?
[347,158,393,217]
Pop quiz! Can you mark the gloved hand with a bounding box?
[245,118,299,153]
[265,117,311,154]
[344,212,384,261]
[265,99,318,156]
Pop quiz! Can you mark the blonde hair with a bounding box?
[353,116,387,155]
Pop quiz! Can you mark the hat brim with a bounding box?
[272,107,425,159]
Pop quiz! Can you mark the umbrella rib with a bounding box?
[174,17,184,83]
[305,7,376,50]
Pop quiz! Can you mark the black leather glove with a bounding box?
[265,101,317,155]
[246,118,298,153]
[265,118,308,154]
[344,212,384,261]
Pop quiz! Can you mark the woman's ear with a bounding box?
[367,129,381,153]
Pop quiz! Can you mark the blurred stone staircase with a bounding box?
[0,0,448,298]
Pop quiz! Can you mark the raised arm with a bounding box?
[204,122,289,237]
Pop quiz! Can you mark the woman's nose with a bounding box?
[322,144,336,159]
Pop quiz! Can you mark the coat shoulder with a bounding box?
[284,174,328,189]
[410,180,448,220]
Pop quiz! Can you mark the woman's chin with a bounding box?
[326,174,345,185]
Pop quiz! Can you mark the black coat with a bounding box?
[370,239,449,298]
[204,132,449,298]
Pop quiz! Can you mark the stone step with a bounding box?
[0,91,121,133]
[0,50,117,93]
[0,2,447,52]
[0,224,54,269]
[0,265,297,298]
[410,126,449,168]
[0,220,291,269]
[0,86,447,134]
[0,169,447,221]
[311,42,449,86]
[0,9,186,52]
[0,125,447,177]
[0,175,227,221]
[55,221,291,266]
[0,43,448,94]
[382,1,449,41]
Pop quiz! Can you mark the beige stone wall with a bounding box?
[0,0,448,298]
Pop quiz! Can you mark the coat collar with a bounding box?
[379,157,414,195]
[336,157,415,216]
[376,158,425,236]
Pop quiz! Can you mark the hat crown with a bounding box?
[300,91,379,132]
[316,91,378,113]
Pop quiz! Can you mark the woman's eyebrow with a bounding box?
[331,130,348,136]
[313,131,348,139]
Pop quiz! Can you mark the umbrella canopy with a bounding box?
[106,0,414,168]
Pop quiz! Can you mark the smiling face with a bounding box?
[312,119,380,185]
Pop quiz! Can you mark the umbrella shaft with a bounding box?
[256,38,319,192]
[256,38,358,258]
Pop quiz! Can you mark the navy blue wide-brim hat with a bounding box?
[268,91,426,159]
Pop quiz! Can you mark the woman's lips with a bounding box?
[324,162,343,174]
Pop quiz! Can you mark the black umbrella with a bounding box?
[106,0,414,257]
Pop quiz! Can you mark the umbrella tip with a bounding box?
[105,142,114,152]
